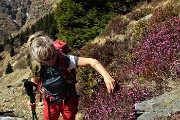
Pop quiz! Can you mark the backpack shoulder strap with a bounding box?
[57,49,74,84]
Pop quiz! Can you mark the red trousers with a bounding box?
[43,95,78,120]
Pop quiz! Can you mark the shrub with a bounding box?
[77,42,115,95]
[5,62,13,74]
[127,7,154,21]
[81,80,148,120]
[76,67,99,95]
[147,2,180,35]
[101,16,131,36]
[130,3,180,82]
[132,17,180,81]
[0,56,3,60]
[0,44,4,52]
[77,39,150,119]
[9,45,16,57]
[130,19,149,46]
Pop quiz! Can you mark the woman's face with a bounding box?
[41,52,57,66]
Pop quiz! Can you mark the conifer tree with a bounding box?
[54,0,138,50]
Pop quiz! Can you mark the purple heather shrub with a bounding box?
[102,16,130,36]
[82,80,148,120]
[132,17,180,80]
[78,3,180,120]
[147,2,180,35]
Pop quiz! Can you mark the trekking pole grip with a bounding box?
[22,79,38,102]
[22,79,38,120]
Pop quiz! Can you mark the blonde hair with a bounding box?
[27,31,55,61]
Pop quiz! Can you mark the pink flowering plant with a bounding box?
[77,2,180,120]
[78,40,149,120]
[132,17,180,80]
[82,80,148,120]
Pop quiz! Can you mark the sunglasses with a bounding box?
[42,53,56,61]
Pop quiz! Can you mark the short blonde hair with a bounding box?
[27,31,55,61]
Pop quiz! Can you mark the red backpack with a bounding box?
[52,40,75,83]
[53,40,69,54]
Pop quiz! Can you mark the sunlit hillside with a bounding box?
[0,0,179,120]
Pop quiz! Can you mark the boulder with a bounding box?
[135,88,180,120]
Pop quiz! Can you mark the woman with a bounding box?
[27,31,116,120]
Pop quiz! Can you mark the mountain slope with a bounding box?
[0,0,179,120]
[0,0,60,42]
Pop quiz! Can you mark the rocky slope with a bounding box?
[0,0,60,42]
[0,44,35,119]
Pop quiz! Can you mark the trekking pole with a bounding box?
[22,79,38,120]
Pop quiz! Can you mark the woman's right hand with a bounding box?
[27,101,36,110]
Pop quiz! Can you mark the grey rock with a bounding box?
[135,88,180,120]
[144,14,153,20]
[0,116,24,120]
